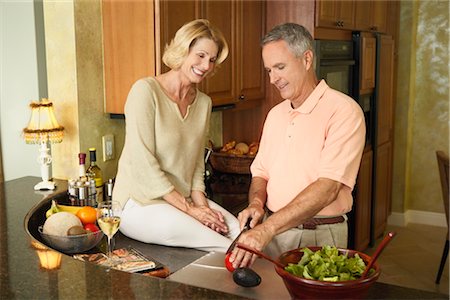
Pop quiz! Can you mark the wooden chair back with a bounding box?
[436,151,449,226]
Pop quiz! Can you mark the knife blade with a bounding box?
[226,218,252,254]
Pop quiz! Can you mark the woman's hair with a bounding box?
[261,23,314,57]
[163,19,229,70]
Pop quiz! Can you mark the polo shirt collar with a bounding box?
[289,80,328,114]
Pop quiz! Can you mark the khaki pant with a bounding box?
[263,213,348,258]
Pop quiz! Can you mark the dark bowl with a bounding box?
[275,247,380,299]
[39,226,104,254]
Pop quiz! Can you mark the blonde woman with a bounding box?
[113,19,240,252]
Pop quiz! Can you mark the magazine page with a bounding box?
[74,247,160,273]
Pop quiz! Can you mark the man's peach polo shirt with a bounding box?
[251,80,366,216]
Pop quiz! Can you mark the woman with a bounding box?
[113,19,240,252]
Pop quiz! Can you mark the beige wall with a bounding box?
[392,0,449,214]
[45,0,124,181]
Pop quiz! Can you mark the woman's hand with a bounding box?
[188,204,229,234]
[189,190,228,234]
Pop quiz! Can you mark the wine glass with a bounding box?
[97,200,122,266]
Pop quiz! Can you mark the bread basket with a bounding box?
[209,151,255,174]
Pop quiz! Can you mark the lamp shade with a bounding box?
[23,99,64,144]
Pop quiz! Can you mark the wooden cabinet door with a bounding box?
[354,1,372,31]
[376,35,395,146]
[102,0,155,114]
[354,149,373,251]
[158,0,199,74]
[360,35,376,94]
[373,141,392,239]
[236,0,265,105]
[200,0,237,106]
[372,1,388,33]
[354,0,388,33]
[316,0,355,30]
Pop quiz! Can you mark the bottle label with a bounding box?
[94,178,103,187]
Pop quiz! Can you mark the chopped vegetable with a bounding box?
[284,246,367,281]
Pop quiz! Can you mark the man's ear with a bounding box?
[304,50,314,70]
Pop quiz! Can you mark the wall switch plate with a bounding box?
[102,134,115,161]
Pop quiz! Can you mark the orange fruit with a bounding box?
[76,206,97,225]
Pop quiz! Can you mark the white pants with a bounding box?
[120,198,241,253]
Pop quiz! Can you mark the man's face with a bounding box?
[262,40,309,102]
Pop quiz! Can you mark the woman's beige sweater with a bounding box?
[113,77,211,208]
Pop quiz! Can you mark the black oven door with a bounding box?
[317,60,354,96]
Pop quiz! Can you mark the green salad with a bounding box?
[284,246,367,282]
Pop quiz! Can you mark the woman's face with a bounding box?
[180,37,219,84]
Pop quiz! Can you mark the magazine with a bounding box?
[74,247,162,273]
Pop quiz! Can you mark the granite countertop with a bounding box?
[1,176,448,299]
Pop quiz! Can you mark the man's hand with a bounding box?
[237,203,265,230]
[228,223,275,269]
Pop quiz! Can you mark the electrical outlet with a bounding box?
[102,134,115,161]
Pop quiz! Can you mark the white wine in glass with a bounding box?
[97,201,122,266]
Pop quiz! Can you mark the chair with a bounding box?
[435,150,449,284]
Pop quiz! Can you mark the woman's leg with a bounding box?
[120,199,239,252]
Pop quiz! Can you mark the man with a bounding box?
[229,23,366,269]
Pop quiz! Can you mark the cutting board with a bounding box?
[168,251,290,299]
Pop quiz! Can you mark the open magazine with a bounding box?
[74,247,163,273]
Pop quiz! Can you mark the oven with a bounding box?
[314,40,355,97]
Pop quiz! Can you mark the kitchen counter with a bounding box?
[1,176,448,299]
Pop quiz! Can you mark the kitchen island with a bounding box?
[1,176,448,299]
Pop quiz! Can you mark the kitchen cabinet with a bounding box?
[352,148,373,251]
[373,141,393,239]
[316,0,355,30]
[159,0,265,108]
[360,33,376,94]
[372,34,395,239]
[102,0,156,114]
[354,0,388,33]
[376,35,395,146]
[316,0,388,34]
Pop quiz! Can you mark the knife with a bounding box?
[226,218,252,254]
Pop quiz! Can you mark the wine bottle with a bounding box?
[87,148,104,203]
[78,153,88,182]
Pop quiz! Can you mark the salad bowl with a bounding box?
[275,246,380,299]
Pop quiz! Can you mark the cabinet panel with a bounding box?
[354,149,373,251]
[237,0,265,103]
[376,35,395,145]
[103,0,155,114]
[373,141,392,239]
[200,0,237,106]
[372,1,388,33]
[360,36,376,94]
[354,1,372,31]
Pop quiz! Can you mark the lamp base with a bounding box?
[34,181,56,191]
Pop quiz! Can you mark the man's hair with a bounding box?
[163,19,229,70]
[261,23,314,57]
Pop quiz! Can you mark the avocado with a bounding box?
[232,267,261,287]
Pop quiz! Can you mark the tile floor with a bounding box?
[365,223,449,296]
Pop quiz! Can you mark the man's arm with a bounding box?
[231,177,342,268]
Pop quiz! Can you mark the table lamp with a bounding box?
[23,99,64,190]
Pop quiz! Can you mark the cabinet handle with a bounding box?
[335,20,343,27]
[370,26,378,31]
[239,94,245,101]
